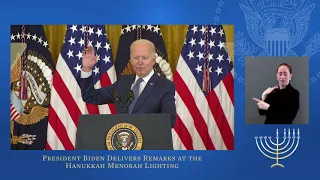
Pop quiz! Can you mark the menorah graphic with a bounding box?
[255,129,300,168]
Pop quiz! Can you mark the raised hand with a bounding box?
[82,46,98,72]
[262,86,278,101]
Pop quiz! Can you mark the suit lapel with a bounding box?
[131,73,159,113]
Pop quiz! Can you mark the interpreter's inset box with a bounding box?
[245,57,309,124]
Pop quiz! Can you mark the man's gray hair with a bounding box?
[130,39,156,56]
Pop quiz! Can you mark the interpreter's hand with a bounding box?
[82,45,98,72]
[253,98,270,110]
[261,86,278,101]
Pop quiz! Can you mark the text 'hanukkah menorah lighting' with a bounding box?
[255,129,300,168]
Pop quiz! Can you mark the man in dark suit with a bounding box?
[78,39,176,127]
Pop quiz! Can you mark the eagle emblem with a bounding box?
[106,123,143,150]
[239,0,315,56]
[116,132,133,150]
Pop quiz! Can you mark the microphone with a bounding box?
[114,92,121,102]
[113,91,135,114]
[127,90,134,104]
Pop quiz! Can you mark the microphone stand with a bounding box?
[114,91,135,114]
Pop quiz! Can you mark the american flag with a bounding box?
[10,103,20,121]
[46,25,116,150]
[172,25,234,150]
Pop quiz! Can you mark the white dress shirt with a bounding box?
[132,69,154,95]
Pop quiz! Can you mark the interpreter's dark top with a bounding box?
[259,83,300,124]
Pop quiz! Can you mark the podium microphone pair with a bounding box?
[113,91,135,114]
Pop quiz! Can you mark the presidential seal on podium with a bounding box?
[106,123,143,150]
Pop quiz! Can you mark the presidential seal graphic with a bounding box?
[106,123,143,150]
[239,0,315,56]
